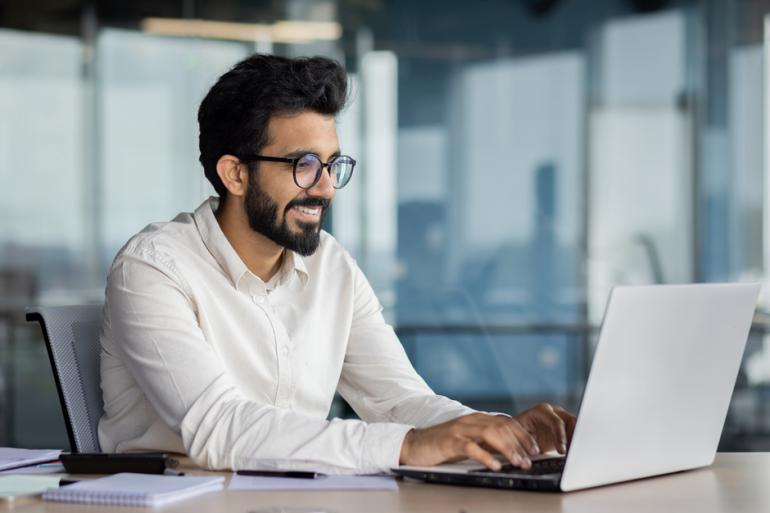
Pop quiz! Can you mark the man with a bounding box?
[99,54,575,473]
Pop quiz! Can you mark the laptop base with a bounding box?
[396,468,562,492]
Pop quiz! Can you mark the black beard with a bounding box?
[244,171,328,256]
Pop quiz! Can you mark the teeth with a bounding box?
[296,206,320,216]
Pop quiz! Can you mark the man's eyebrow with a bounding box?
[283,148,342,160]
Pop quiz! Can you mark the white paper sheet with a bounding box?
[0,448,61,471]
[228,473,398,491]
[0,463,65,475]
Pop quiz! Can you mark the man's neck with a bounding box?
[215,197,284,283]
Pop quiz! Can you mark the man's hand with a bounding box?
[399,404,576,471]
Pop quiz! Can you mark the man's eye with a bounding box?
[295,154,320,170]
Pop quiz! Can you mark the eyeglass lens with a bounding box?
[294,154,354,190]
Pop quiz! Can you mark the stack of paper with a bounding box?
[0,448,61,471]
[43,473,225,507]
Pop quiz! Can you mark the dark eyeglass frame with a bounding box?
[239,153,356,190]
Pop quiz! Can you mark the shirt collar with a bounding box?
[193,197,309,291]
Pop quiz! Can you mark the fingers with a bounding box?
[544,405,568,454]
[463,414,540,456]
[483,423,532,469]
[503,419,541,458]
[461,439,502,471]
[553,406,577,447]
[460,416,537,469]
[518,403,570,454]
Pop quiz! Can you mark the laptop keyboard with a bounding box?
[476,457,566,475]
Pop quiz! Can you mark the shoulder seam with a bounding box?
[117,246,195,300]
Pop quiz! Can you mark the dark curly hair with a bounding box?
[198,54,349,198]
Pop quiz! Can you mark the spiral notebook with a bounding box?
[42,472,224,507]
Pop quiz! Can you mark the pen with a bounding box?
[236,470,325,479]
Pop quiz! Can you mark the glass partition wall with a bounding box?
[0,0,768,450]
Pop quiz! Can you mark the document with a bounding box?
[0,463,65,475]
[0,448,61,472]
[228,473,398,491]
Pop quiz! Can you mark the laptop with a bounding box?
[393,283,760,492]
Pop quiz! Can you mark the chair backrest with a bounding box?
[26,305,103,453]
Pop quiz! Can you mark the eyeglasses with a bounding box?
[239,153,356,190]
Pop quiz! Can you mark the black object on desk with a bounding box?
[236,470,325,479]
[60,452,179,475]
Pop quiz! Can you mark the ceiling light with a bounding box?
[141,18,342,44]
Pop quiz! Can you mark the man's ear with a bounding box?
[216,155,249,197]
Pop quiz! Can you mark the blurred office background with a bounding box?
[0,0,769,450]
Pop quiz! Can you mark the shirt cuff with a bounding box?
[361,422,414,473]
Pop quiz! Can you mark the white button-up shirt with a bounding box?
[98,197,474,473]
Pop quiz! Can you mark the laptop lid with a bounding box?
[560,283,759,491]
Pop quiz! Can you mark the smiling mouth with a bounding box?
[290,205,323,221]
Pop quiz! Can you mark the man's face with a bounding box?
[244,111,338,256]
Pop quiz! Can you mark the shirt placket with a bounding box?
[247,278,294,409]
[271,310,294,408]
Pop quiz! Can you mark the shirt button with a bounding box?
[252,295,266,304]
[281,346,290,357]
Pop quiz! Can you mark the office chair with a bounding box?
[26,305,103,453]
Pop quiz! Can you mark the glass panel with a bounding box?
[98,29,248,267]
[587,10,693,324]
[0,28,82,447]
[0,29,87,296]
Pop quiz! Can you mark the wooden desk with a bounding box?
[7,453,770,512]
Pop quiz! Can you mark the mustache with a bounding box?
[285,198,330,212]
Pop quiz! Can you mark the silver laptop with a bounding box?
[393,283,760,492]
